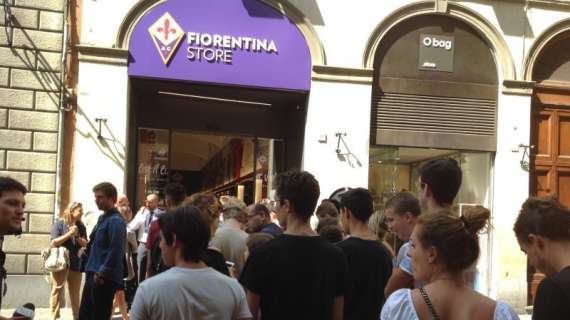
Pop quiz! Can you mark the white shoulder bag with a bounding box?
[42,247,69,273]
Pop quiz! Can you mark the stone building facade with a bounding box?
[1,0,570,312]
[0,0,65,307]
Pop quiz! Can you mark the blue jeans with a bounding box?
[78,272,118,320]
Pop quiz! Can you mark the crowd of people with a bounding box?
[0,156,569,319]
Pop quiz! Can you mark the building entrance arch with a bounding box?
[363,1,514,81]
[119,0,315,206]
[366,4,506,296]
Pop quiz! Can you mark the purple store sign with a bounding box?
[128,0,312,91]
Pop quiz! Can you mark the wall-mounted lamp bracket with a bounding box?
[335,132,347,154]
[518,144,535,171]
[95,118,108,140]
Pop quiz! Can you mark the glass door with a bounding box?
[136,129,282,207]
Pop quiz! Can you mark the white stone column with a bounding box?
[491,90,532,311]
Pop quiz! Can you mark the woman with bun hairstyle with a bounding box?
[381,208,519,320]
[514,197,570,320]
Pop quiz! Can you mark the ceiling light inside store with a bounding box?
[158,91,272,107]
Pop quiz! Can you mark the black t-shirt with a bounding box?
[204,248,230,276]
[336,237,393,320]
[239,234,348,320]
[146,246,229,278]
[533,266,570,320]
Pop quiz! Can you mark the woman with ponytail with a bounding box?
[381,207,519,320]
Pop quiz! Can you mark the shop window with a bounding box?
[369,146,493,294]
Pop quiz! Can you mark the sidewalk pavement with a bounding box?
[1,308,125,319]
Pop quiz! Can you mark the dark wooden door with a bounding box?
[529,84,570,304]
[531,87,570,206]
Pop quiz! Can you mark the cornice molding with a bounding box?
[77,45,129,66]
[535,80,570,92]
[502,80,535,96]
[312,65,373,84]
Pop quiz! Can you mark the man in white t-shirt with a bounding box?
[130,205,251,320]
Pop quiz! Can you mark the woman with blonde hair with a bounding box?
[381,208,519,320]
[183,193,230,275]
[49,202,88,320]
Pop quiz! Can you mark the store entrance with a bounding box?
[127,78,308,207]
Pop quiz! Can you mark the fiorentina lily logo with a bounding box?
[148,12,184,65]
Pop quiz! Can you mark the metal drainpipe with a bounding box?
[54,0,72,220]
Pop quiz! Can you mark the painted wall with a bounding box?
[80,0,139,47]
[302,81,372,198]
[72,61,129,215]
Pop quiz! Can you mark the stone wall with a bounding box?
[0,0,64,307]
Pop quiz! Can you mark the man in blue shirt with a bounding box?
[79,182,126,320]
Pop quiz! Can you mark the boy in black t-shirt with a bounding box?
[240,171,347,320]
[337,188,393,320]
[514,197,570,320]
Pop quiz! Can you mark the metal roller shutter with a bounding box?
[371,91,497,151]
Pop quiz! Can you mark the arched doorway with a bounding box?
[530,30,570,207]
[528,29,570,304]
[124,0,313,206]
[368,14,499,295]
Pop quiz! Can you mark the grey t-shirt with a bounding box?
[211,227,248,275]
[131,267,251,320]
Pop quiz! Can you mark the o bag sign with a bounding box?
[128,0,311,91]
[422,36,453,50]
[418,34,455,72]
